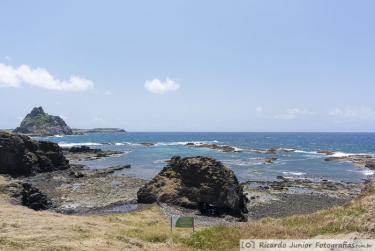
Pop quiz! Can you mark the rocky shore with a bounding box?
[185,142,242,152]
[1,130,374,227]
[62,145,124,161]
[242,176,362,219]
[20,165,145,214]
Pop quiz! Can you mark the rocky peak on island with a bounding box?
[14,107,73,136]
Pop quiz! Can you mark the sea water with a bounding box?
[35,132,375,183]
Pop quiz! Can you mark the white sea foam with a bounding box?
[233,147,244,152]
[154,140,219,146]
[153,159,169,164]
[222,158,263,166]
[294,150,320,154]
[114,143,125,146]
[283,171,306,176]
[330,152,353,157]
[58,142,103,147]
[53,135,64,138]
[361,170,375,176]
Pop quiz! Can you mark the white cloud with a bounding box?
[329,107,375,120]
[144,78,180,94]
[0,63,94,92]
[4,56,11,61]
[255,106,263,112]
[276,108,313,120]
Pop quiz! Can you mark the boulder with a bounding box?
[137,156,248,218]
[21,183,51,210]
[0,132,69,177]
[14,106,73,136]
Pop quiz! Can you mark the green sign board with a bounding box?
[171,216,194,231]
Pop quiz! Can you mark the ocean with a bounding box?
[35,132,375,183]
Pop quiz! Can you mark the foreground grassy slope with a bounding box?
[185,179,375,251]
[0,176,374,251]
[0,176,190,251]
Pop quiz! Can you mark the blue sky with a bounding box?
[0,0,374,132]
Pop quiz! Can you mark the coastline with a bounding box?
[1,134,374,250]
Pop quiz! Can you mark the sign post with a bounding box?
[170,216,194,232]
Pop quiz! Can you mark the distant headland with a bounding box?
[11,106,126,136]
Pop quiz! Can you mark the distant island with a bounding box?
[72,128,126,134]
[12,107,126,136]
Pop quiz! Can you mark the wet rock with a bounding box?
[264,148,295,154]
[186,143,241,153]
[324,154,375,170]
[264,157,277,164]
[0,131,70,177]
[68,146,101,153]
[317,150,336,155]
[95,165,131,175]
[140,143,154,146]
[137,156,248,219]
[63,147,123,161]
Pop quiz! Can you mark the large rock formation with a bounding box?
[137,156,248,218]
[0,132,70,177]
[14,107,73,136]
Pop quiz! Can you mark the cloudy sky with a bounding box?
[1,0,375,132]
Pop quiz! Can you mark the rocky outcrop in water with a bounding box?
[185,143,241,153]
[325,154,375,170]
[72,128,126,134]
[0,132,69,177]
[137,156,248,219]
[14,107,73,136]
[62,146,123,161]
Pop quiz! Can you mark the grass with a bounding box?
[183,180,375,251]
[0,176,374,250]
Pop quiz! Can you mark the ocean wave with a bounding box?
[153,159,169,164]
[282,171,306,176]
[58,142,103,147]
[154,140,219,146]
[294,150,321,155]
[222,158,263,166]
[330,152,353,157]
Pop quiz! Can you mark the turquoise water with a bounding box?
[36,132,375,183]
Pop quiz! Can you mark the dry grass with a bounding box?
[1,176,374,251]
[184,180,375,251]
[0,176,190,251]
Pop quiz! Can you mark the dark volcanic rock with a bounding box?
[186,143,241,153]
[0,132,69,177]
[21,183,51,210]
[69,146,102,153]
[137,156,248,218]
[14,106,73,136]
[63,146,123,161]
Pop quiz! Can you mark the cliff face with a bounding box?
[0,131,70,177]
[14,107,73,136]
